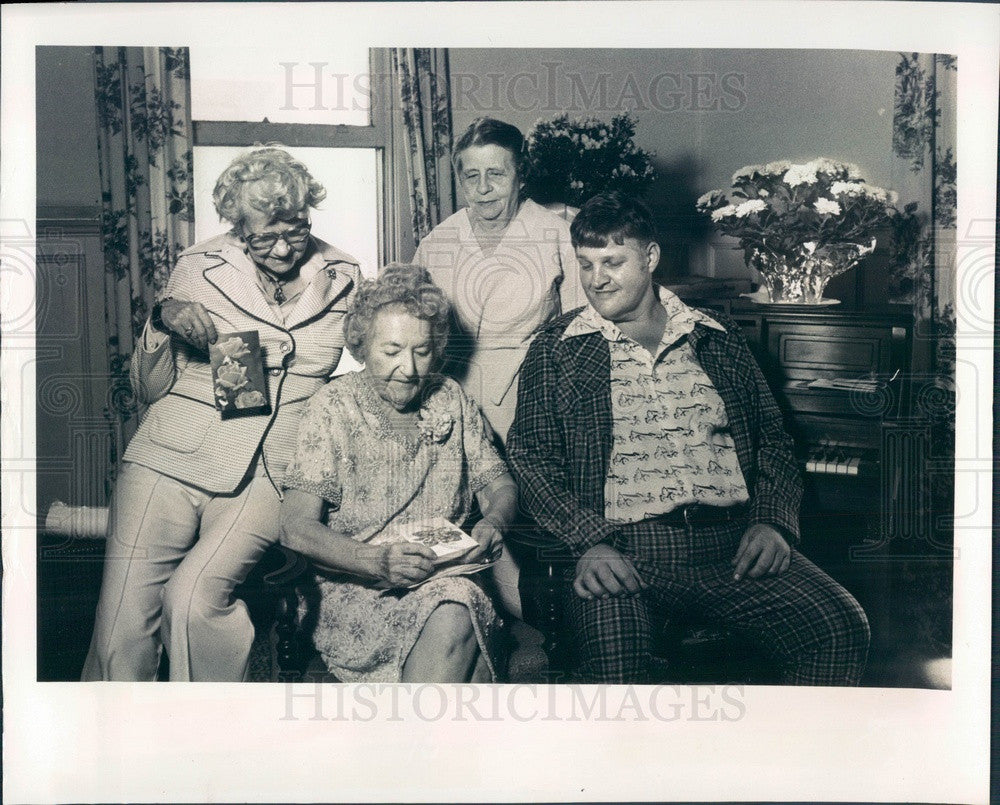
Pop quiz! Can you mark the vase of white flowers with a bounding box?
[696,159,899,304]
[524,114,656,209]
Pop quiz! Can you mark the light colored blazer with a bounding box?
[122,232,360,494]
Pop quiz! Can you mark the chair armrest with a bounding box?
[263,544,309,588]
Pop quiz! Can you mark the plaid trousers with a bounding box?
[561,516,870,685]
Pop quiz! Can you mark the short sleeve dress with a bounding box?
[283,371,509,682]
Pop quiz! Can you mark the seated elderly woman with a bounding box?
[280,264,517,682]
[82,146,360,682]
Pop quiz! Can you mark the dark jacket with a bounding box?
[506,307,802,557]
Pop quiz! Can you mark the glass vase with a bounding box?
[747,242,875,304]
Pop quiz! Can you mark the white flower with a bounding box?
[783,164,818,187]
[864,185,895,204]
[570,180,584,189]
[762,160,792,175]
[831,182,896,205]
[734,199,767,217]
[758,189,769,197]
[808,158,839,174]
[814,198,842,215]
[711,205,738,221]
[831,181,865,197]
[696,190,718,207]
[416,409,453,444]
[802,241,818,254]
[732,164,763,183]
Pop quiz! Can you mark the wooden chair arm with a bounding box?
[263,544,309,588]
[259,545,310,681]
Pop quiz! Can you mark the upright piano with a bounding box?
[693,299,941,596]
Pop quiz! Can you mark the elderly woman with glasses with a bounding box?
[280,264,517,682]
[83,147,361,682]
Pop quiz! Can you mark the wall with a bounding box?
[35,47,111,512]
[37,46,103,212]
[449,48,902,282]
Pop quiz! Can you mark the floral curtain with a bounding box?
[889,52,957,380]
[93,46,195,484]
[887,52,957,655]
[389,48,455,258]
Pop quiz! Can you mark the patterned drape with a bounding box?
[889,52,957,380]
[389,48,455,254]
[887,53,956,652]
[93,46,194,480]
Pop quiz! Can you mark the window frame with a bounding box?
[190,48,393,268]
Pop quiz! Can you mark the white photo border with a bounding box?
[2,2,996,802]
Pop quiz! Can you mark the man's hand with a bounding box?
[732,523,790,581]
[573,543,647,600]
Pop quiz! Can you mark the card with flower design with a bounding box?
[209,331,271,418]
[393,517,481,565]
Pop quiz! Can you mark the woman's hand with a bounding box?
[158,298,218,351]
[465,519,505,564]
[376,542,437,588]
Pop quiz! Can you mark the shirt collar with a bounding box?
[561,286,726,344]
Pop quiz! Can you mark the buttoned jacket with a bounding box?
[506,304,803,556]
[122,232,360,494]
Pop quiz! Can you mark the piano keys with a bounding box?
[692,299,917,543]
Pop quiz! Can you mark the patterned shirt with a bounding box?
[561,291,749,523]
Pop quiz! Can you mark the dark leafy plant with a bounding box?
[524,114,655,208]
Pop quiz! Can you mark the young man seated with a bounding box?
[506,192,869,685]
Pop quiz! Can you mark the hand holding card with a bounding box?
[371,518,496,589]
[209,331,271,418]
[398,518,480,566]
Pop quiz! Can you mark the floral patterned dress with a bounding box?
[283,371,509,682]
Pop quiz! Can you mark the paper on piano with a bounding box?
[807,377,884,392]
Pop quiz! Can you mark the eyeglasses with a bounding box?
[242,221,312,253]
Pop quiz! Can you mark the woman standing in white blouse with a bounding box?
[413,118,582,618]
[414,117,582,445]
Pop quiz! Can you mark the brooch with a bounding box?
[416,407,454,444]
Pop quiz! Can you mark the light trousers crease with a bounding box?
[81,462,280,681]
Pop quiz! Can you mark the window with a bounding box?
[192,146,379,277]
[189,47,390,372]
[188,45,388,279]
[190,45,371,127]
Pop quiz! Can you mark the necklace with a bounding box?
[257,268,293,304]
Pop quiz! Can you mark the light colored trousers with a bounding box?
[82,462,280,682]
